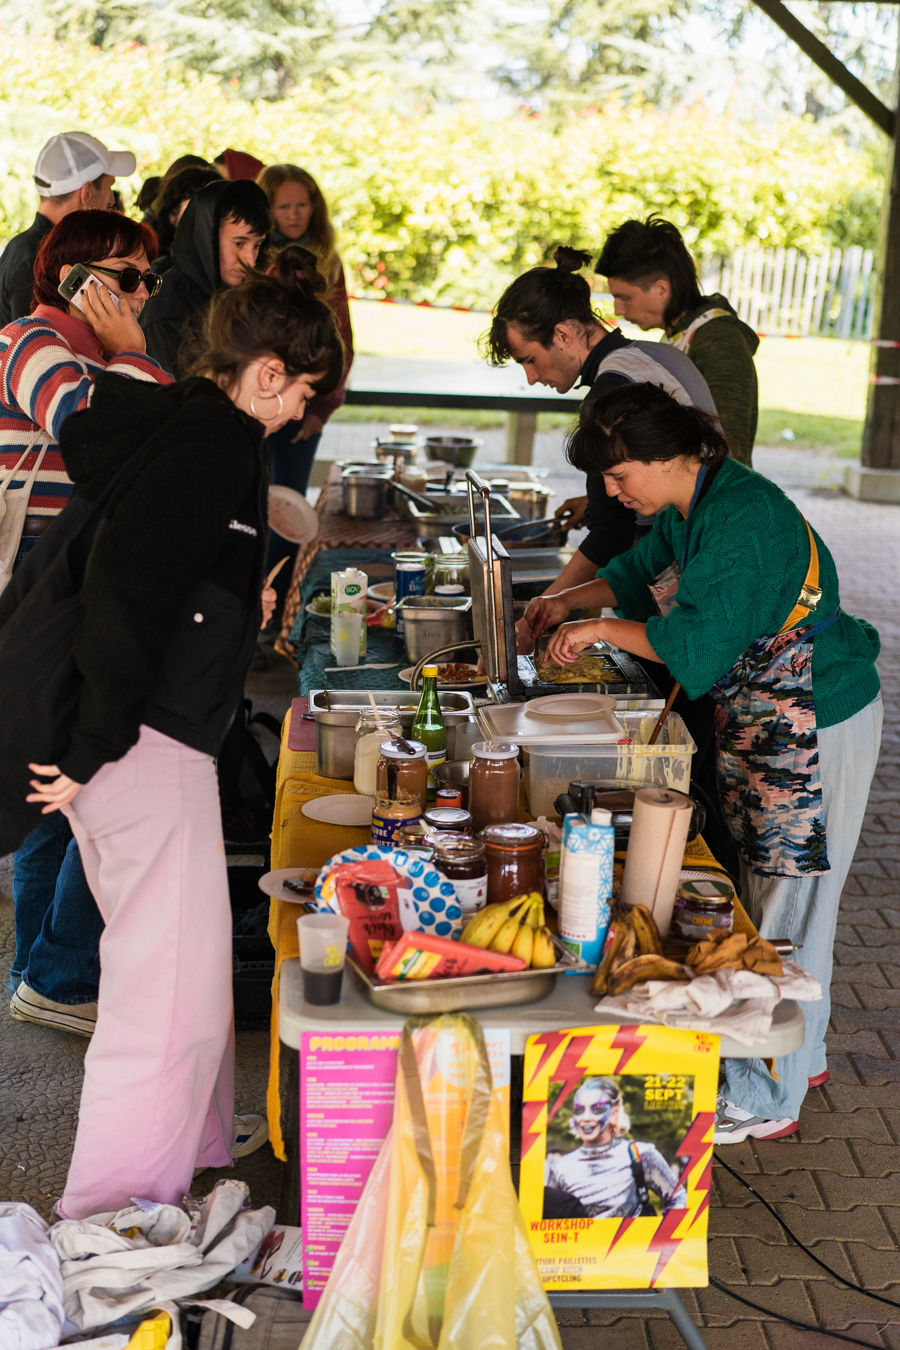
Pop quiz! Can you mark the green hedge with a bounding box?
[0,32,883,308]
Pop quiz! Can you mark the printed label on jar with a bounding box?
[450,874,487,915]
[371,811,422,848]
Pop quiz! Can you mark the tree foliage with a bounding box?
[0,30,883,307]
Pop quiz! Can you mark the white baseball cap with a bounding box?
[34,132,137,197]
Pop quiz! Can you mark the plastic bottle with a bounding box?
[410,664,447,801]
[558,807,614,966]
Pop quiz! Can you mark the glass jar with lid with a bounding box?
[353,711,401,796]
[430,835,487,915]
[468,741,520,834]
[481,822,545,907]
[376,739,428,815]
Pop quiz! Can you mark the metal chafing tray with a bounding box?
[462,470,654,701]
[400,490,519,532]
[345,938,592,1014]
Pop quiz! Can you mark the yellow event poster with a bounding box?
[519,1024,719,1290]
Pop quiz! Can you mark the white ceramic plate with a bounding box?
[368,581,394,603]
[267,485,319,545]
[301,794,375,826]
[257,867,320,901]
[524,692,618,720]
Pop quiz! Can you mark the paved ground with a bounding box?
[0,432,897,1347]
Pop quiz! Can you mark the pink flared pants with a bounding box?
[60,725,234,1218]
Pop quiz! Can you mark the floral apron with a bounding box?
[651,466,839,879]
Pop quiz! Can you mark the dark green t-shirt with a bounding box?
[599,459,880,728]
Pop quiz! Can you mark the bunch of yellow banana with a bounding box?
[590,904,687,996]
[461,892,557,970]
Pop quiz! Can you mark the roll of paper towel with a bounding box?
[620,787,693,935]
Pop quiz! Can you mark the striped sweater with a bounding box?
[0,305,171,516]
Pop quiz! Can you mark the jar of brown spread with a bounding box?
[430,836,487,915]
[481,822,545,906]
[468,740,520,834]
[673,879,735,942]
[376,740,428,815]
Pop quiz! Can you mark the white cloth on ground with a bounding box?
[0,1202,65,1350]
[48,1180,274,1329]
[596,961,822,1046]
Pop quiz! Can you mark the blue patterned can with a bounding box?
[394,560,426,639]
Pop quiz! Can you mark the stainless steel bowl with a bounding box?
[423,436,483,467]
[508,485,553,521]
[342,471,390,519]
[433,758,472,806]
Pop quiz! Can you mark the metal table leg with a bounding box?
[548,1289,708,1350]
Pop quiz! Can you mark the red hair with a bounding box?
[32,210,159,313]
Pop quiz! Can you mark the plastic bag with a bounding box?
[303,1013,561,1350]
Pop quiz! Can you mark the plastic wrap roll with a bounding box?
[620,787,693,936]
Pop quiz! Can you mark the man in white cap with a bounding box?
[0,131,136,327]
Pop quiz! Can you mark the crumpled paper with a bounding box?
[596,960,822,1046]
[48,1179,274,1329]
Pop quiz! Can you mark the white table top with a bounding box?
[279,958,805,1059]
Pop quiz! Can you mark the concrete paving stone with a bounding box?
[806,1281,900,1329]
[832,945,898,970]
[756,1203,898,1248]
[830,1008,900,1034]
[842,1242,900,1294]
[832,983,867,1009]
[714,1166,825,1211]
[733,1235,856,1285]
[874,1026,900,1056]
[650,1322,771,1350]
[844,1140,900,1176]
[709,1198,786,1243]
[848,1056,900,1085]
[815,1169,900,1208]
[712,1142,762,1174]
[752,1137,859,1175]
[826,1084,900,1112]
[694,1277,817,1323]
[560,1321,648,1348]
[877,909,900,928]
[582,1307,664,1327]
[846,860,892,880]
[851,986,900,1011]
[872,1109,900,1141]
[824,1054,863,1084]
[826,1032,892,1059]
[841,926,900,948]
[708,1235,746,1283]
[553,1307,587,1327]
[765,1323,890,1349]
[880,1323,900,1349]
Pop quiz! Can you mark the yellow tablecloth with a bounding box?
[265,714,747,1159]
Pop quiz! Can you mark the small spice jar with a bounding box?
[371,790,423,847]
[423,807,472,834]
[353,711,401,796]
[392,820,433,853]
[673,879,735,942]
[430,835,487,915]
[436,786,463,809]
[482,822,545,907]
[468,740,520,834]
[376,740,428,814]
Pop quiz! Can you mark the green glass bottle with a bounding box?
[411,664,447,802]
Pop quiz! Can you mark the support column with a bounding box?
[850,36,900,502]
[505,410,537,464]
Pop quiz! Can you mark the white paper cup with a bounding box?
[298,912,350,1005]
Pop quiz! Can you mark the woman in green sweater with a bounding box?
[527,383,882,1143]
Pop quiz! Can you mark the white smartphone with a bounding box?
[57,264,121,313]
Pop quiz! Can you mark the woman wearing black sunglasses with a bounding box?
[0,208,170,1042]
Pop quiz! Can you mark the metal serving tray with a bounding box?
[345,939,592,1014]
[402,492,519,531]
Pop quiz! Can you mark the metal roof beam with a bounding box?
[751,0,895,136]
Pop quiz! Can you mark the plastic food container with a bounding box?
[523,711,696,818]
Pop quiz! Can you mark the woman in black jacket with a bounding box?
[25,266,343,1218]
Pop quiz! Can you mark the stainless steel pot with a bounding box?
[342,470,390,519]
[508,485,553,521]
[308,689,477,781]
[398,595,473,665]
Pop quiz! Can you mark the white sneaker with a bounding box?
[10,983,97,1037]
[713,1093,798,1144]
[232,1113,269,1159]
[194,1113,270,1177]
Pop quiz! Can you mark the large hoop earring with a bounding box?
[250,388,284,421]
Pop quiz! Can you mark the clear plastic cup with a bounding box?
[333,611,363,667]
[298,912,350,1005]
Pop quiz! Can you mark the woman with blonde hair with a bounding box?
[256,165,354,628]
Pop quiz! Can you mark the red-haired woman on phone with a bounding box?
[0,209,171,1038]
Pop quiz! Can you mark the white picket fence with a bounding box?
[700,243,876,339]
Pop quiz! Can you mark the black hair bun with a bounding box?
[553,245,593,274]
[271,243,328,296]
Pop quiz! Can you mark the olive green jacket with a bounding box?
[664,294,759,466]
